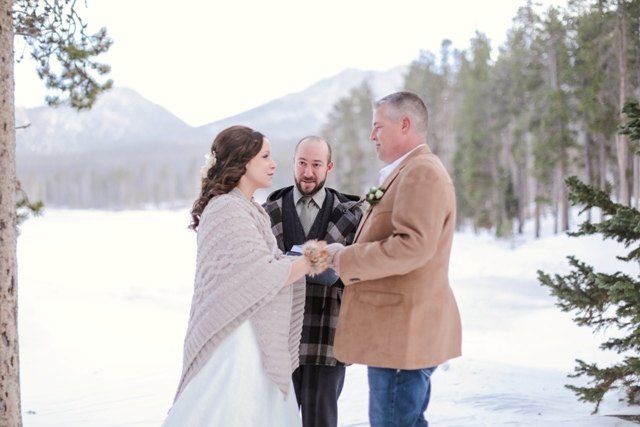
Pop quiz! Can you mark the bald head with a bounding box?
[293,136,334,196]
[294,136,332,164]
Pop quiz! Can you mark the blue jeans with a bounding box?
[367,366,437,427]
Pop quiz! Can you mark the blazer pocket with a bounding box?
[357,290,403,307]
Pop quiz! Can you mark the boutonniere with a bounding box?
[365,186,385,207]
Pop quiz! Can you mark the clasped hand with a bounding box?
[301,241,345,277]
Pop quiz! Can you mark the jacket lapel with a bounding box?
[353,145,430,242]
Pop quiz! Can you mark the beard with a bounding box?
[295,176,326,197]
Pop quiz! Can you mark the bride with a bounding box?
[161,125,329,426]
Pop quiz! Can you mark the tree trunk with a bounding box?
[521,131,535,234]
[616,0,629,206]
[553,169,559,235]
[545,18,569,233]
[559,117,569,232]
[535,200,541,239]
[634,154,640,209]
[510,138,527,235]
[490,148,503,236]
[558,158,569,232]
[0,0,23,426]
[615,135,629,206]
[583,130,593,222]
[517,164,526,234]
[533,179,541,239]
[598,136,607,191]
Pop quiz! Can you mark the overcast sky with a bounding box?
[14,0,566,127]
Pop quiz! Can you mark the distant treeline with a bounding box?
[17,141,297,210]
[18,145,200,210]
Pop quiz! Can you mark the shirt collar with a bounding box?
[378,144,425,186]
[293,185,326,208]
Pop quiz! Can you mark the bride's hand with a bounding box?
[302,240,330,276]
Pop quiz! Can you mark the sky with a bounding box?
[14,0,567,127]
[17,207,640,426]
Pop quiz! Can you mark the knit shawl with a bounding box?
[173,188,305,401]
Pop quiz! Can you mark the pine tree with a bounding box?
[322,81,376,195]
[453,32,497,231]
[16,181,43,226]
[404,43,453,170]
[492,2,544,236]
[537,100,640,413]
[619,101,640,159]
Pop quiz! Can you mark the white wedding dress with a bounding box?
[162,320,301,427]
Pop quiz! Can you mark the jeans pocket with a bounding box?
[420,366,437,379]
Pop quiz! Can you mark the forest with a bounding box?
[324,0,640,238]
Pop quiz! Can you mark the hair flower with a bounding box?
[200,151,217,178]
[365,186,385,207]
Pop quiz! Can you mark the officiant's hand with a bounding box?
[325,243,345,275]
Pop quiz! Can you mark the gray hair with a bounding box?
[374,91,429,136]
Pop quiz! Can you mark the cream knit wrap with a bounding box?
[174,188,305,401]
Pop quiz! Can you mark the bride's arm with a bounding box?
[285,256,311,285]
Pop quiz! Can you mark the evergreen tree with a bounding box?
[538,100,640,412]
[620,100,640,206]
[453,32,497,231]
[404,43,454,170]
[569,0,618,196]
[619,101,640,152]
[536,6,575,234]
[322,81,377,195]
[493,2,544,235]
[15,181,43,226]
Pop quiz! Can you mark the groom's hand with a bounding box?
[325,243,345,275]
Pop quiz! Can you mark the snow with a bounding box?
[17,208,640,426]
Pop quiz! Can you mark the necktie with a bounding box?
[299,197,315,235]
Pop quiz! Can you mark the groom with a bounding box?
[329,91,462,427]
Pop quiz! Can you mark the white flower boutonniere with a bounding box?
[365,186,385,207]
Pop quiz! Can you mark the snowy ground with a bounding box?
[16,208,640,426]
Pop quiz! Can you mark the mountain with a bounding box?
[16,87,206,155]
[16,66,407,155]
[200,66,407,142]
[15,65,408,209]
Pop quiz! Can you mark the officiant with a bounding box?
[264,135,363,427]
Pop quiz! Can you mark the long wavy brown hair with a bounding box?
[189,125,265,230]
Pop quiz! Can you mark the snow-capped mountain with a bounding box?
[16,87,204,155]
[201,66,407,142]
[16,65,407,155]
[15,65,408,209]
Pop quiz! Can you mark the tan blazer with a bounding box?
[334,145,461,369]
